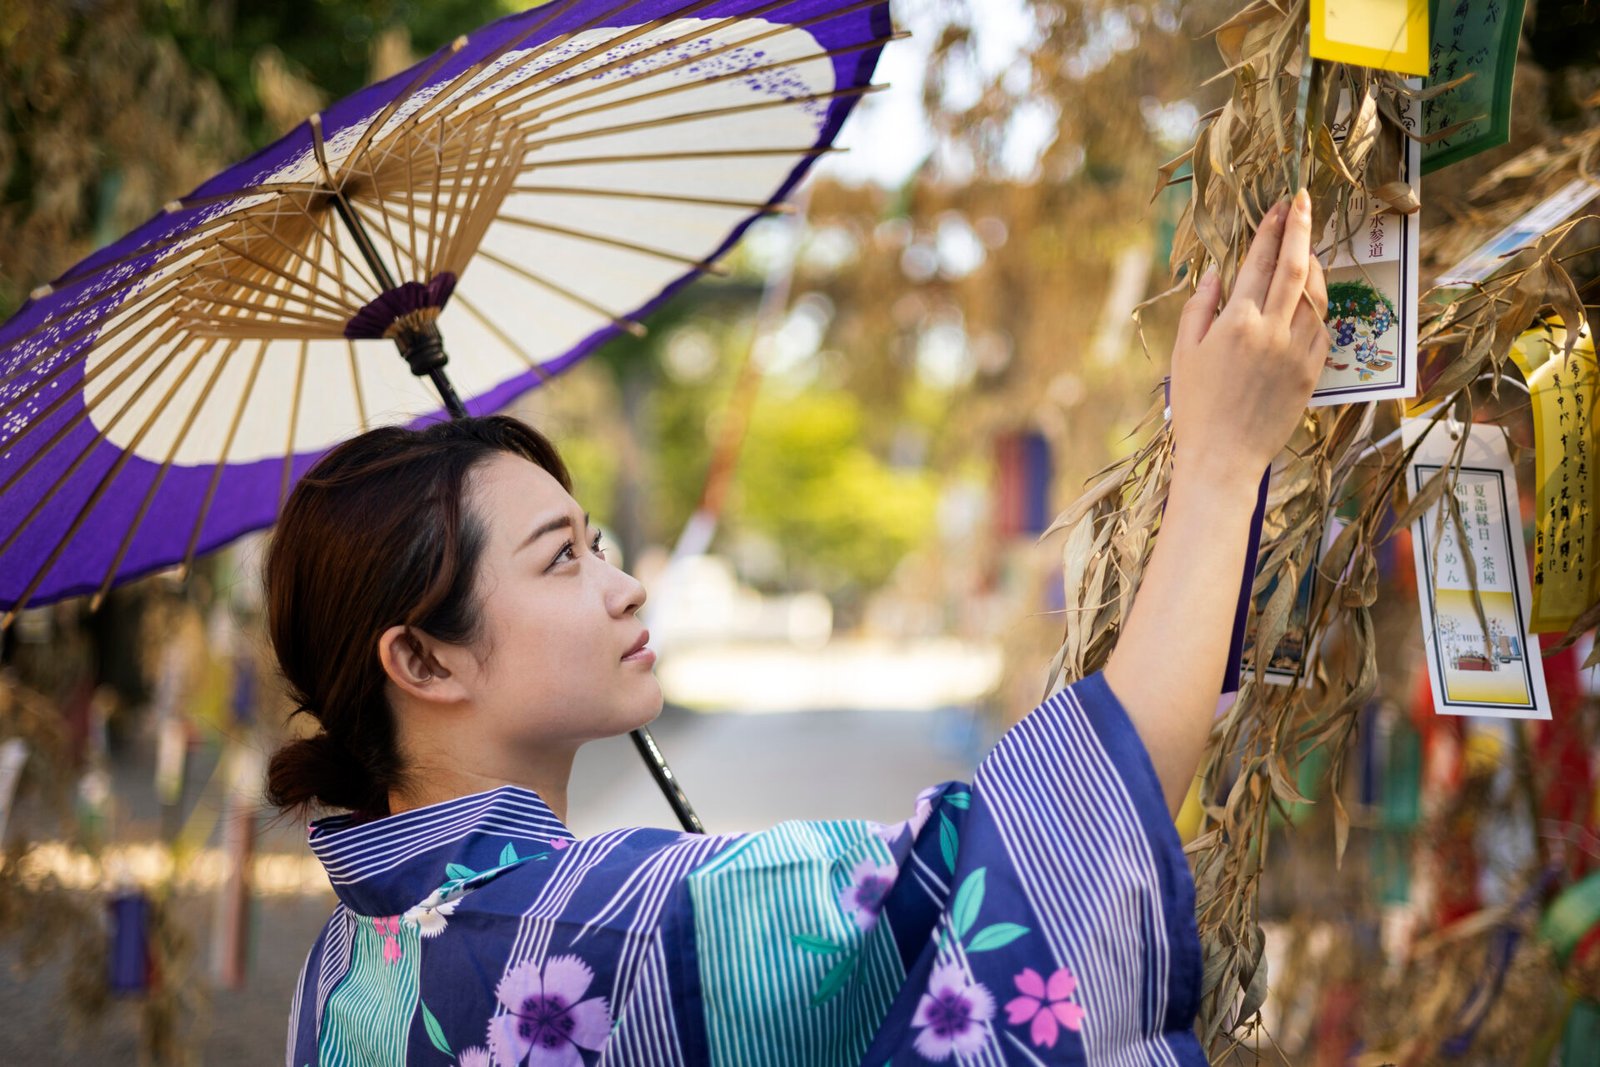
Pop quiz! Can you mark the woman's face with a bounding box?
[453,452,662,753]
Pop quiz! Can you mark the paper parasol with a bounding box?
[0,0,894,830]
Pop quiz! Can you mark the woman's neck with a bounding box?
[387,751,574,823]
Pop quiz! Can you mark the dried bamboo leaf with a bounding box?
[1332,782,1350,868]
[1371,179,1419,214]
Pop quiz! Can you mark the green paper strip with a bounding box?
[1422,0,1527,174]
[1540,871,1600,964]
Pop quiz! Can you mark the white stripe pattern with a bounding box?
[977,684,1186,1066]
[286,936,311,1067]
[598,932,688,1067]
[310,788,569,885]
[312,905,356,1049]
[506,828,633,967]
[574,832,733,1004]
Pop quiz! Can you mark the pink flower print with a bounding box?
[838,857,897,931]
[488,954,611,1067]
[549,837,570,851]
[371,915,403,966]
[1004,967,1085,1048]
[455,1048,490,1067]
[911,962,995,1061]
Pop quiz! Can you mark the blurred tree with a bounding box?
[146,0,525,142]
[799,1,1236,514]
[0,0,242,314]
[731,387,940,600]
[0,0,514,317]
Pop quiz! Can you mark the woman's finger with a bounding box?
[1264,190,1314,325]
[1289,301,1330,372]
[1231,200,1289,311]
[1304,253,1329,320]
[1175,266,1222,352]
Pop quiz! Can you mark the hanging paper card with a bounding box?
[1436,177,1600,287]
[0,739,27,842]
[1241,562,1318,685]
[1508,318,1599,633]
[1404,419,1551,719]
[1222,469,1272,694]
[1312,90,1421,407]
[108,891,153,994]
[1311,0,1430,75]
[1241,519,1341,686]
[1421,0,1527,173]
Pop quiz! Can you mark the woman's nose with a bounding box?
[605,565,647,618]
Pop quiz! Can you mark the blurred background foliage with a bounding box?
[0,0,1240,620]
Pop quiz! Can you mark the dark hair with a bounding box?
[263,415,571,818]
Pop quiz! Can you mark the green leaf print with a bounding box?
[444,863,475,882]
[939,812,959,874]
[952,868,986,939]
[811,955,856,1005]
[944,791,971,810]
[966,922,1030,953]
[420,1001,452,1056]
[790,932,844,954]
[499,842,519,867]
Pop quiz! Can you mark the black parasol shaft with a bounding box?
[330,194,705,835]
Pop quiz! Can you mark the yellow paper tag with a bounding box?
[1509,319,1599,632]
[1310,0,1430,76]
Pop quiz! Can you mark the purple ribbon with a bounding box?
[343,273,458,340]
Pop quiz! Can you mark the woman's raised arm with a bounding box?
[1103,189,1329,816]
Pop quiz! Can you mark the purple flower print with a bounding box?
[1004,967,1085,1048]
[839,858,897,931]
[876,785,942,848]
[488,954,611,1067]
[909,785,939,839]
[911,962,995,1061]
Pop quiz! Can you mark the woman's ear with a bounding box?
[378,625,470,706]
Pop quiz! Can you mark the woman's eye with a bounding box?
[548,533,604,571]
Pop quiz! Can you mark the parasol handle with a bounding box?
[629,727,704,834]
[327,187,706,835]
[428,367,469,419]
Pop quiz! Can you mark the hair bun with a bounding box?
[265,731,377,813]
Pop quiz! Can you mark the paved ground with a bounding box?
[0,702,988,1064]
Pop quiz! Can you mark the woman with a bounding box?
[276,193,1328,1066]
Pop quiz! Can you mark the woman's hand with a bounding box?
[1103,190,1329,815]
[1169,190,1330,494]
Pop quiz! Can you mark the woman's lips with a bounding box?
[622,630,653,663]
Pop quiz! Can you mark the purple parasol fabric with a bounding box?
[0,0,893,616]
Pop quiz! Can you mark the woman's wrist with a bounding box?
[1167,455,1265,517]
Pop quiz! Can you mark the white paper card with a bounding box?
[1403,419,1551,719]
[1310,90,1421,407]
[1437,177,1600,287]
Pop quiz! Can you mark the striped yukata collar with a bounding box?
[308,785,574,916]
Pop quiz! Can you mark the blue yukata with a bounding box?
[287,674,1204,1065]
